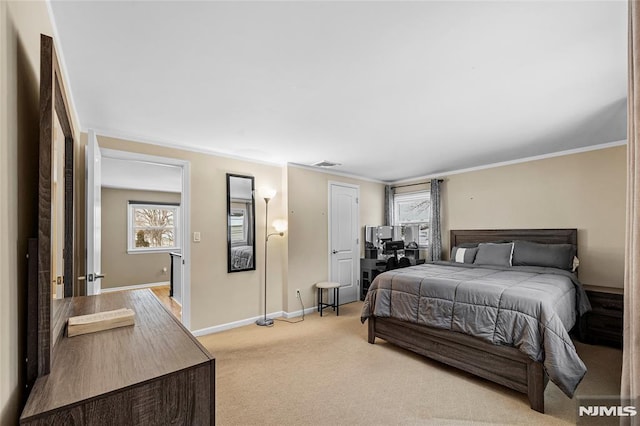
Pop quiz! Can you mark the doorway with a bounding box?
[85,136,192,328]
[328,181,360,304]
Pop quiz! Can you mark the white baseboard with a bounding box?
[101,281,169,293]
[282,306,317,319]
[191,306,318,337]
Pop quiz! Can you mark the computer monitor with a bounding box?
[384,240,405,252]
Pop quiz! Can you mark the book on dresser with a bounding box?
[67,308,135,337]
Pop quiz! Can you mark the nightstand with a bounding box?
[582,285,623,348]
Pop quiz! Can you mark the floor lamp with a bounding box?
[256,188,287,327]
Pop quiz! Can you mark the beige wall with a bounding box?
[442,146,626,289]
[90,139,385,329]
[0,1,81,423]
[0,4,621,424]
[286,165,385,310]
[94,135,287,330]
[101,188,181,289]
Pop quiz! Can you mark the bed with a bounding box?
[231,245,253,270]
[360,229,590,413]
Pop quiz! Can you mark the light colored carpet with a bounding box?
[198,302,622,425]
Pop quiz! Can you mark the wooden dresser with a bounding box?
[20,290,215,425]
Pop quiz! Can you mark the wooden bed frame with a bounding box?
[367,228,578,413]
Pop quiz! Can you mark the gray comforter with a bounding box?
[360,261,591,398]
[231,245,253,269]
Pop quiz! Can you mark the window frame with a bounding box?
[127,202,180,254]
[229,206,248,246]
[392,191,431,248]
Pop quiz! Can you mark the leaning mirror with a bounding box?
[227,174,256,272]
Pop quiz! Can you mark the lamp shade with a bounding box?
[259,187,277,200]
[272,219,288,233]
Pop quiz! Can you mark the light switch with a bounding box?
[193,232,201,242]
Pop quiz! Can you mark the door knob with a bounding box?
[332,250,338,254]
[88,273,106,282]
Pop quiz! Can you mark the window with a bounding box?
[393,191,430,247]
[128,202,179,253]
[230,208,247,245]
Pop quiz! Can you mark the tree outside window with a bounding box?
[393,192,430,247]
[128,203,179,252]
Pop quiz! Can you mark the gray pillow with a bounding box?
[473,243,514,267]
[451,246,478,264]
[512,240,576,271]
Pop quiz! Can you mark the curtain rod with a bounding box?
[390,179,443,190]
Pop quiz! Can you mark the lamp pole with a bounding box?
[256,190,284,327]
[256,196,273,326]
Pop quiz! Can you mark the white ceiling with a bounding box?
[50,1,628,182]
[102,157,182,193]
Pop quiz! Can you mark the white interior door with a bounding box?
[86,129,103,295]
[329,182,359,304]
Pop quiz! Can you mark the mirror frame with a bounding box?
[226,174,256,273]
[34,35,75,380]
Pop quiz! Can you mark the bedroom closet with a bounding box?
[328,182,359,304]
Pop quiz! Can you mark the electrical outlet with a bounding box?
[296,289,301,298]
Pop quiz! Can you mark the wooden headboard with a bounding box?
[450,229,578,254]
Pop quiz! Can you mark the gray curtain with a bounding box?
[384,185,394,226]
[622,2,639,424]
[429,179,442,261]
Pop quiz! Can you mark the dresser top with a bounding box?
[21,289,213,420]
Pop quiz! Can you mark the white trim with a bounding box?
[191,307,317,337]
[100,281,169,293]
[327,181,360,190]
[327,181,361,304]
[93,128,284,167]
[96,129,383,182]
[101,183,182,193]
[86,130,101,296]
[127,202,180,253]
[288,162,384,184]
[45,0,81,133]
[101,148,187,166]
[390,140,628,184]
[96,148,193,330]
[282,306,317,319]
[88,132,624,187]
[181,161,192,329]
[126,248,182,255]
[191,311,284,336]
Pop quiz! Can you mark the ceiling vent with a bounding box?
[311,160,341,168]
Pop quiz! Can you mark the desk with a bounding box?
[361,258,425,300]
[360,258,386,300]
[21,290,215,425]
